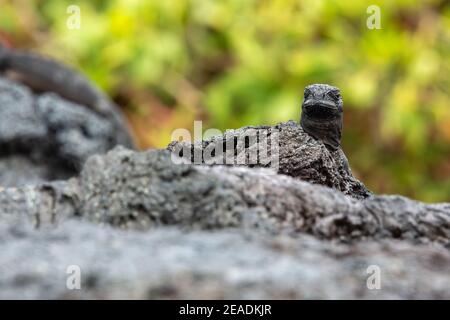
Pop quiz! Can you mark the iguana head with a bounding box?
[302,84,343,119]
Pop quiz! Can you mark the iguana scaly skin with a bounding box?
[300,83,353,174]
[0,43,134,148]
[300,84,343,151]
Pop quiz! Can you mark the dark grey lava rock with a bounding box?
[0,146,450,299]
[2,147,448,246]
[1,100,449,299]
[0,77,134,186]
[0,220,450,299]
[168,121,371,199]
[74,147,450,246]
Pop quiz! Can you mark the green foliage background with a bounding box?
[0,0,449,201]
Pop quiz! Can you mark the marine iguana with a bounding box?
[300,83,355,176]
[300,83,343,151]
[0,42,135,148]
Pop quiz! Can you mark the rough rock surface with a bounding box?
[1,79,449,298]
[0,77,133,186]
[1,221,450,299]
[3,147,448,244]
[168,121,371,199]
[1,145,450,299]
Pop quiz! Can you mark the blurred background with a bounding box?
[0,0,449,202]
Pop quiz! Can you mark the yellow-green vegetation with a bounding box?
[0,0,449,201]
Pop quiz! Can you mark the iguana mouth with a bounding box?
[303,99,337,109]
[302,99,339,119]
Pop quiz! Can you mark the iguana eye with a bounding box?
[304,88,312,98]
[327,90,340,100]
